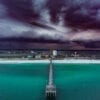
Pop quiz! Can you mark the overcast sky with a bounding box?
[0,0,100,42]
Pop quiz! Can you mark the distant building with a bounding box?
[35,54,41,59]
[53,50,57,57]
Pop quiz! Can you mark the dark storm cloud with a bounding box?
[46,0,100,29]
[0,0,100,50]
[1,0,100,29]
[0,0,39,21]
[63,0,100,29]
[0,3,7,18]
[46,0,66,23]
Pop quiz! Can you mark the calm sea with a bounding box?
[0,63,100,100]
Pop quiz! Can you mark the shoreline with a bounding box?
[0,59,99,64]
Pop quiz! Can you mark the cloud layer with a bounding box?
[0,0,100,43]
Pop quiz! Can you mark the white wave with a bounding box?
[0,59,99,64]
[53,59,100,64]
[0,59,49,64]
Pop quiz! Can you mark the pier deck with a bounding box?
[45,58,56,99]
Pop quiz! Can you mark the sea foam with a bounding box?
[0,59,99,64]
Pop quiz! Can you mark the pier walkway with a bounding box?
[45,58,56,99]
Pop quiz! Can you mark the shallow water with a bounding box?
[0,63,100,100]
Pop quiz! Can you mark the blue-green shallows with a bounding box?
[0,63,100,100]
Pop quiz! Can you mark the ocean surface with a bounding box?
[0,62,100,100]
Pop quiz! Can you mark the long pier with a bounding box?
[45,58,56,99]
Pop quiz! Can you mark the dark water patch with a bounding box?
[0,63,49,77]
[54,63,100,100]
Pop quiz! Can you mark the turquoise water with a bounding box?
[0,63,100,100]
[54,63,100,100]
[0,63,48,100]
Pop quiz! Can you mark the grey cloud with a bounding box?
[0,0,39,22]
[0,0,100,43]
[0,4,8,18]
[1,0,100,29]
